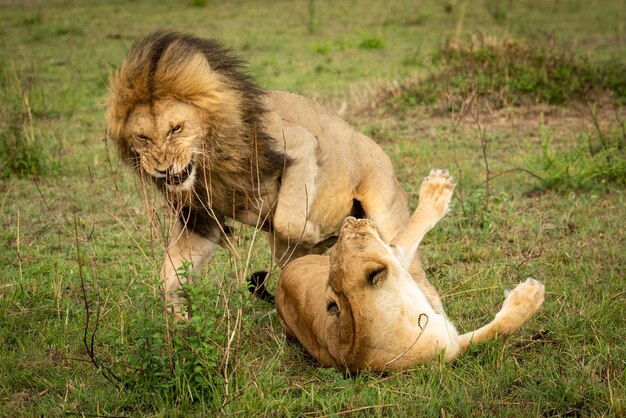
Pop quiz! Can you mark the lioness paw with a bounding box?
[417,169,455,218]
[499,277,545,326]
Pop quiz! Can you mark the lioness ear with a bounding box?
[367,267,387,286]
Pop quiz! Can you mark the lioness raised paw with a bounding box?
[497,277,545,332]
[417,169,456,219]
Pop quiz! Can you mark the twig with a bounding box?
[586,101,608,152]
[443,85,478,215]
[74,212,121,386]
[16,211,24,292]
[473,167,545,190]
[34,178,75,238]
[382,313,429,370]
[469,92,492,211]
[612,106,625,149]
[445,285,501,298]
[312,404,395,417]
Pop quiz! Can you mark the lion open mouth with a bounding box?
[165,161,194,186]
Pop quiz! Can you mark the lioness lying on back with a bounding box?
[273,170,545,373]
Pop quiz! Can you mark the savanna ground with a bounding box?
[1,0,625,416]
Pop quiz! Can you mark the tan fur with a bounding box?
[106,32,414,314]
[276,170,545,373]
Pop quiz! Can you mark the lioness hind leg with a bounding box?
[495,277,545,332]
[457,278,545,354]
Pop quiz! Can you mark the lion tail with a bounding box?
[248,271,275,304]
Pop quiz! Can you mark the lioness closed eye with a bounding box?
[269,170,545,373]
[106,31,422,316]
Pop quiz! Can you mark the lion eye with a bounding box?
[327,301,340,316]
[135,133,149,141]
[367,267,387,286]
[171,124,183,133]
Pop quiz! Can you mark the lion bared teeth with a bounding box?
[166,162,193,185]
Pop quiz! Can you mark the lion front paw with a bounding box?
[417,169,456,219]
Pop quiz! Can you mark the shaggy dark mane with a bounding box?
[134,30,266,115]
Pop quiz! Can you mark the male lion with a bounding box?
[274,170,545,373]
[106,31,429,313]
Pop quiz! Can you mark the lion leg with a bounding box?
[161,219,219,319]
[268,231,327,268]
[456,278,545,354]
[272,124,324,247]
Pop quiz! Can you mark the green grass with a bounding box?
[521,115,626,192]
[0,63,60,178]
[1,0,625,416]
[388,35,626,113]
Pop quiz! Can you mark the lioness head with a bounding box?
[124,99,204,191]
[326,217,418,368]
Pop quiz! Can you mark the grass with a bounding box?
[1,0,625,416]
[0,62,60,178]
[521,114,626,192]
[392,35,626,110]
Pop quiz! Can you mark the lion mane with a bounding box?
[106,31,285,239]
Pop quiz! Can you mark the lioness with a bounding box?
[106,31,427,313]
[275,170,545,373]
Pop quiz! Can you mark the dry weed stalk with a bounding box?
[443,83,478,215]
[16,211,23,292]
[443,77,545,218]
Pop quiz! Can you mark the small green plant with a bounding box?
[358,36,385,50]
[401,52,422,67]
[484,0,510,22]
[312,41,331,54]
[120,261,252,411]
[189,0,207,7]
[21,14,42,26]
[522,115,626,192]
[0,63,58,178]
